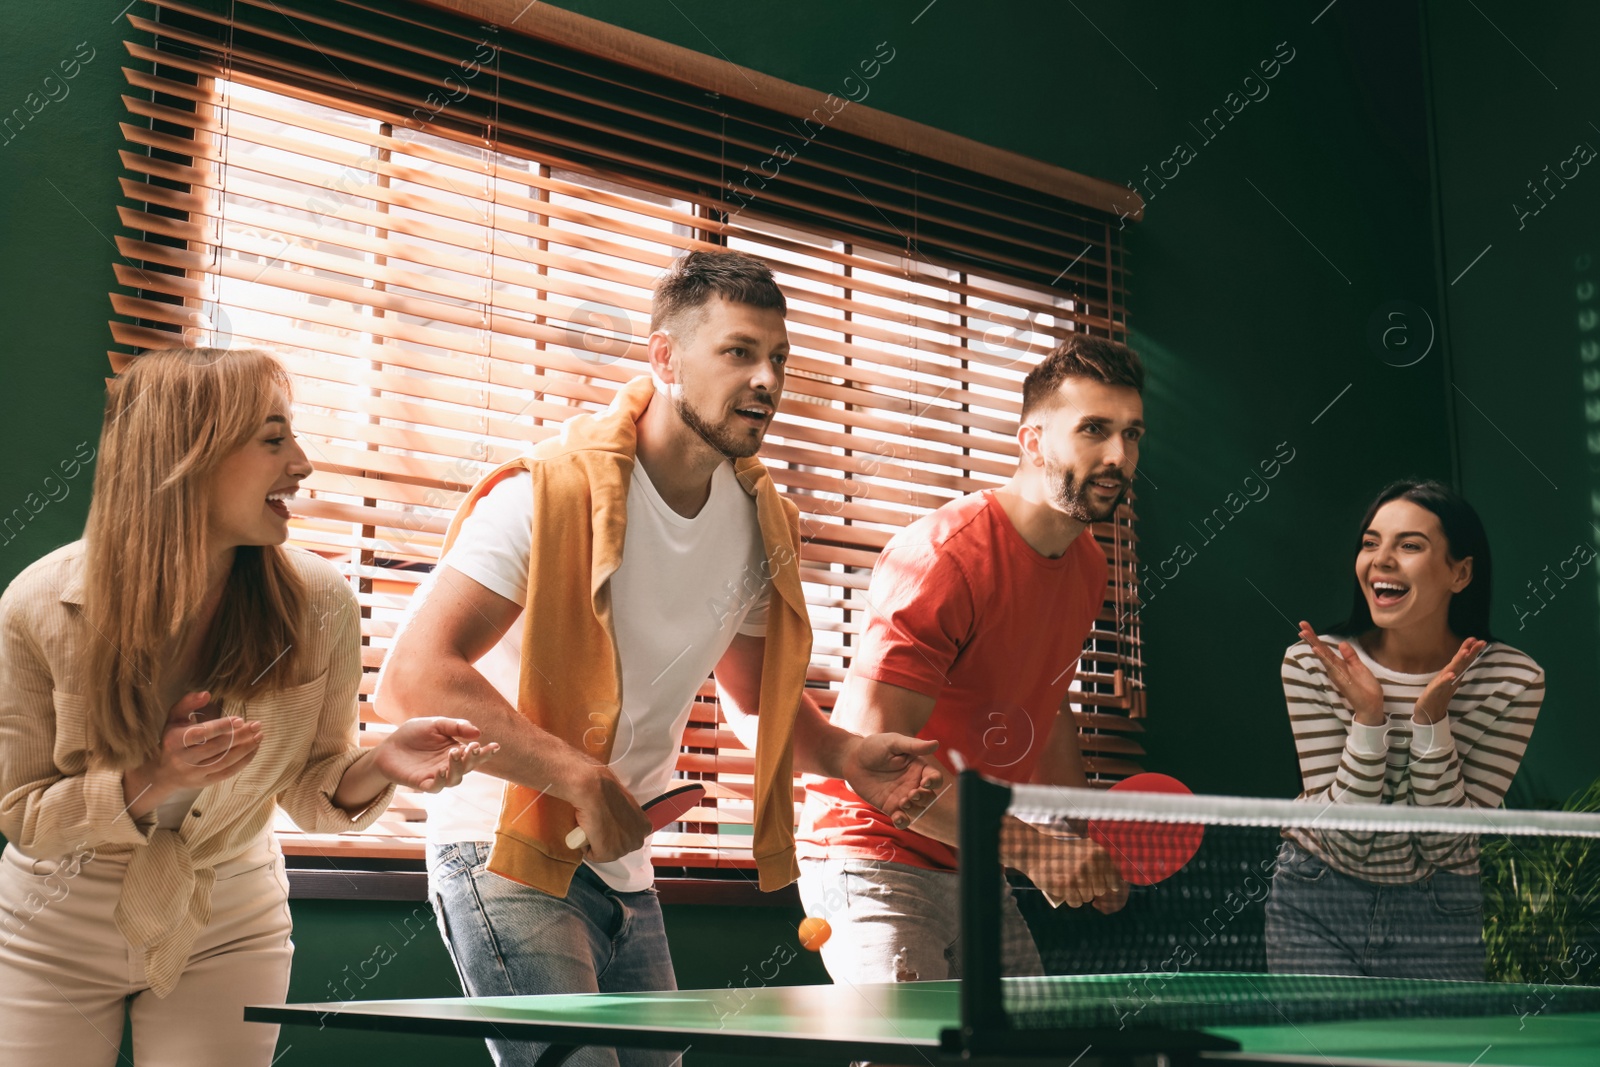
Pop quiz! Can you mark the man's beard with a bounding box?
[1047,462,1126,523]
[674,389,763,459]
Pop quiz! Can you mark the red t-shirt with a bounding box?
[796,489,1108,871]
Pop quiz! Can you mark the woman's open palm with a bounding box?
[1298,622,1385,724]
[372,717,499,793]
[1413,637,1487,724]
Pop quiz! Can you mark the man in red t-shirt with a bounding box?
[796,335,1145,983]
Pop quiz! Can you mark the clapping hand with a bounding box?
[121,691,264,819]
[1297,622,1385,725]
[1412,637,1486,725]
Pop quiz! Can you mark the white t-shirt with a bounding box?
[413,462,771,891]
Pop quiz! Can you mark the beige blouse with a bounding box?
[0,541,394,996]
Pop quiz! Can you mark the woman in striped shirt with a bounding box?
[0,349,497,1065]
[1265,479,1544,980]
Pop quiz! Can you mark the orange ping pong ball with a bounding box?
[798,917,831,951]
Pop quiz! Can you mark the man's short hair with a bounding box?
[1020,335,1145,423]
[651,250,787,338]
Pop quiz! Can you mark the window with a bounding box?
[110,0,1142,868]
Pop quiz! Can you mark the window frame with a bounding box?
[108,1,1146,883]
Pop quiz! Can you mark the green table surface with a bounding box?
[247,974,1600,1066]
[1212,1012,1600,1066]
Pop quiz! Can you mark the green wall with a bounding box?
[1424,1,1600,808]
[1,1,1595,1064]
[0,0,134,588]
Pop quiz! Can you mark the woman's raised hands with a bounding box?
[1297,622,1386,726]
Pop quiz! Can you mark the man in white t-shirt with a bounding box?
[377,251,939,1067]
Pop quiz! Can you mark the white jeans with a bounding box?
[0,839,293,1066]
[798,857,1043,985]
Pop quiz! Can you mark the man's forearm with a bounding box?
[378,656,595,801]
[791,692,857,780]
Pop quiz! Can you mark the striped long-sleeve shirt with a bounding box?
[1281,635,1544,883]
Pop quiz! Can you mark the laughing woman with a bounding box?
[0,349,496,1065]
[1266,479,1545,980]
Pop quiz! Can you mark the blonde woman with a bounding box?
[0,349,496,1065]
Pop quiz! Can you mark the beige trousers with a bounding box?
[0,838,293,1066]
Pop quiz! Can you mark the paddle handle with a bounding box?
[563,784,705,851]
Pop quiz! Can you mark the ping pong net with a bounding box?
[955,771,1600,1048]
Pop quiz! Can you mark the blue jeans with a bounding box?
[427,841,679,1067]
[1264,841,1485,980]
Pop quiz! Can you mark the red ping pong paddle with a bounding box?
[1086,772,1205,886]
[564,783,706,851]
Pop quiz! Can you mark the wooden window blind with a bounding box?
[107,0,1146,868]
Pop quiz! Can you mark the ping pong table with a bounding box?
[246,973,1600,1066]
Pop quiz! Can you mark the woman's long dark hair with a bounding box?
[1328,479,1496,643]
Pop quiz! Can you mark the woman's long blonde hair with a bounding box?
[83,348,306,767]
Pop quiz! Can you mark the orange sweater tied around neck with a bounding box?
[440,376,811,895]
